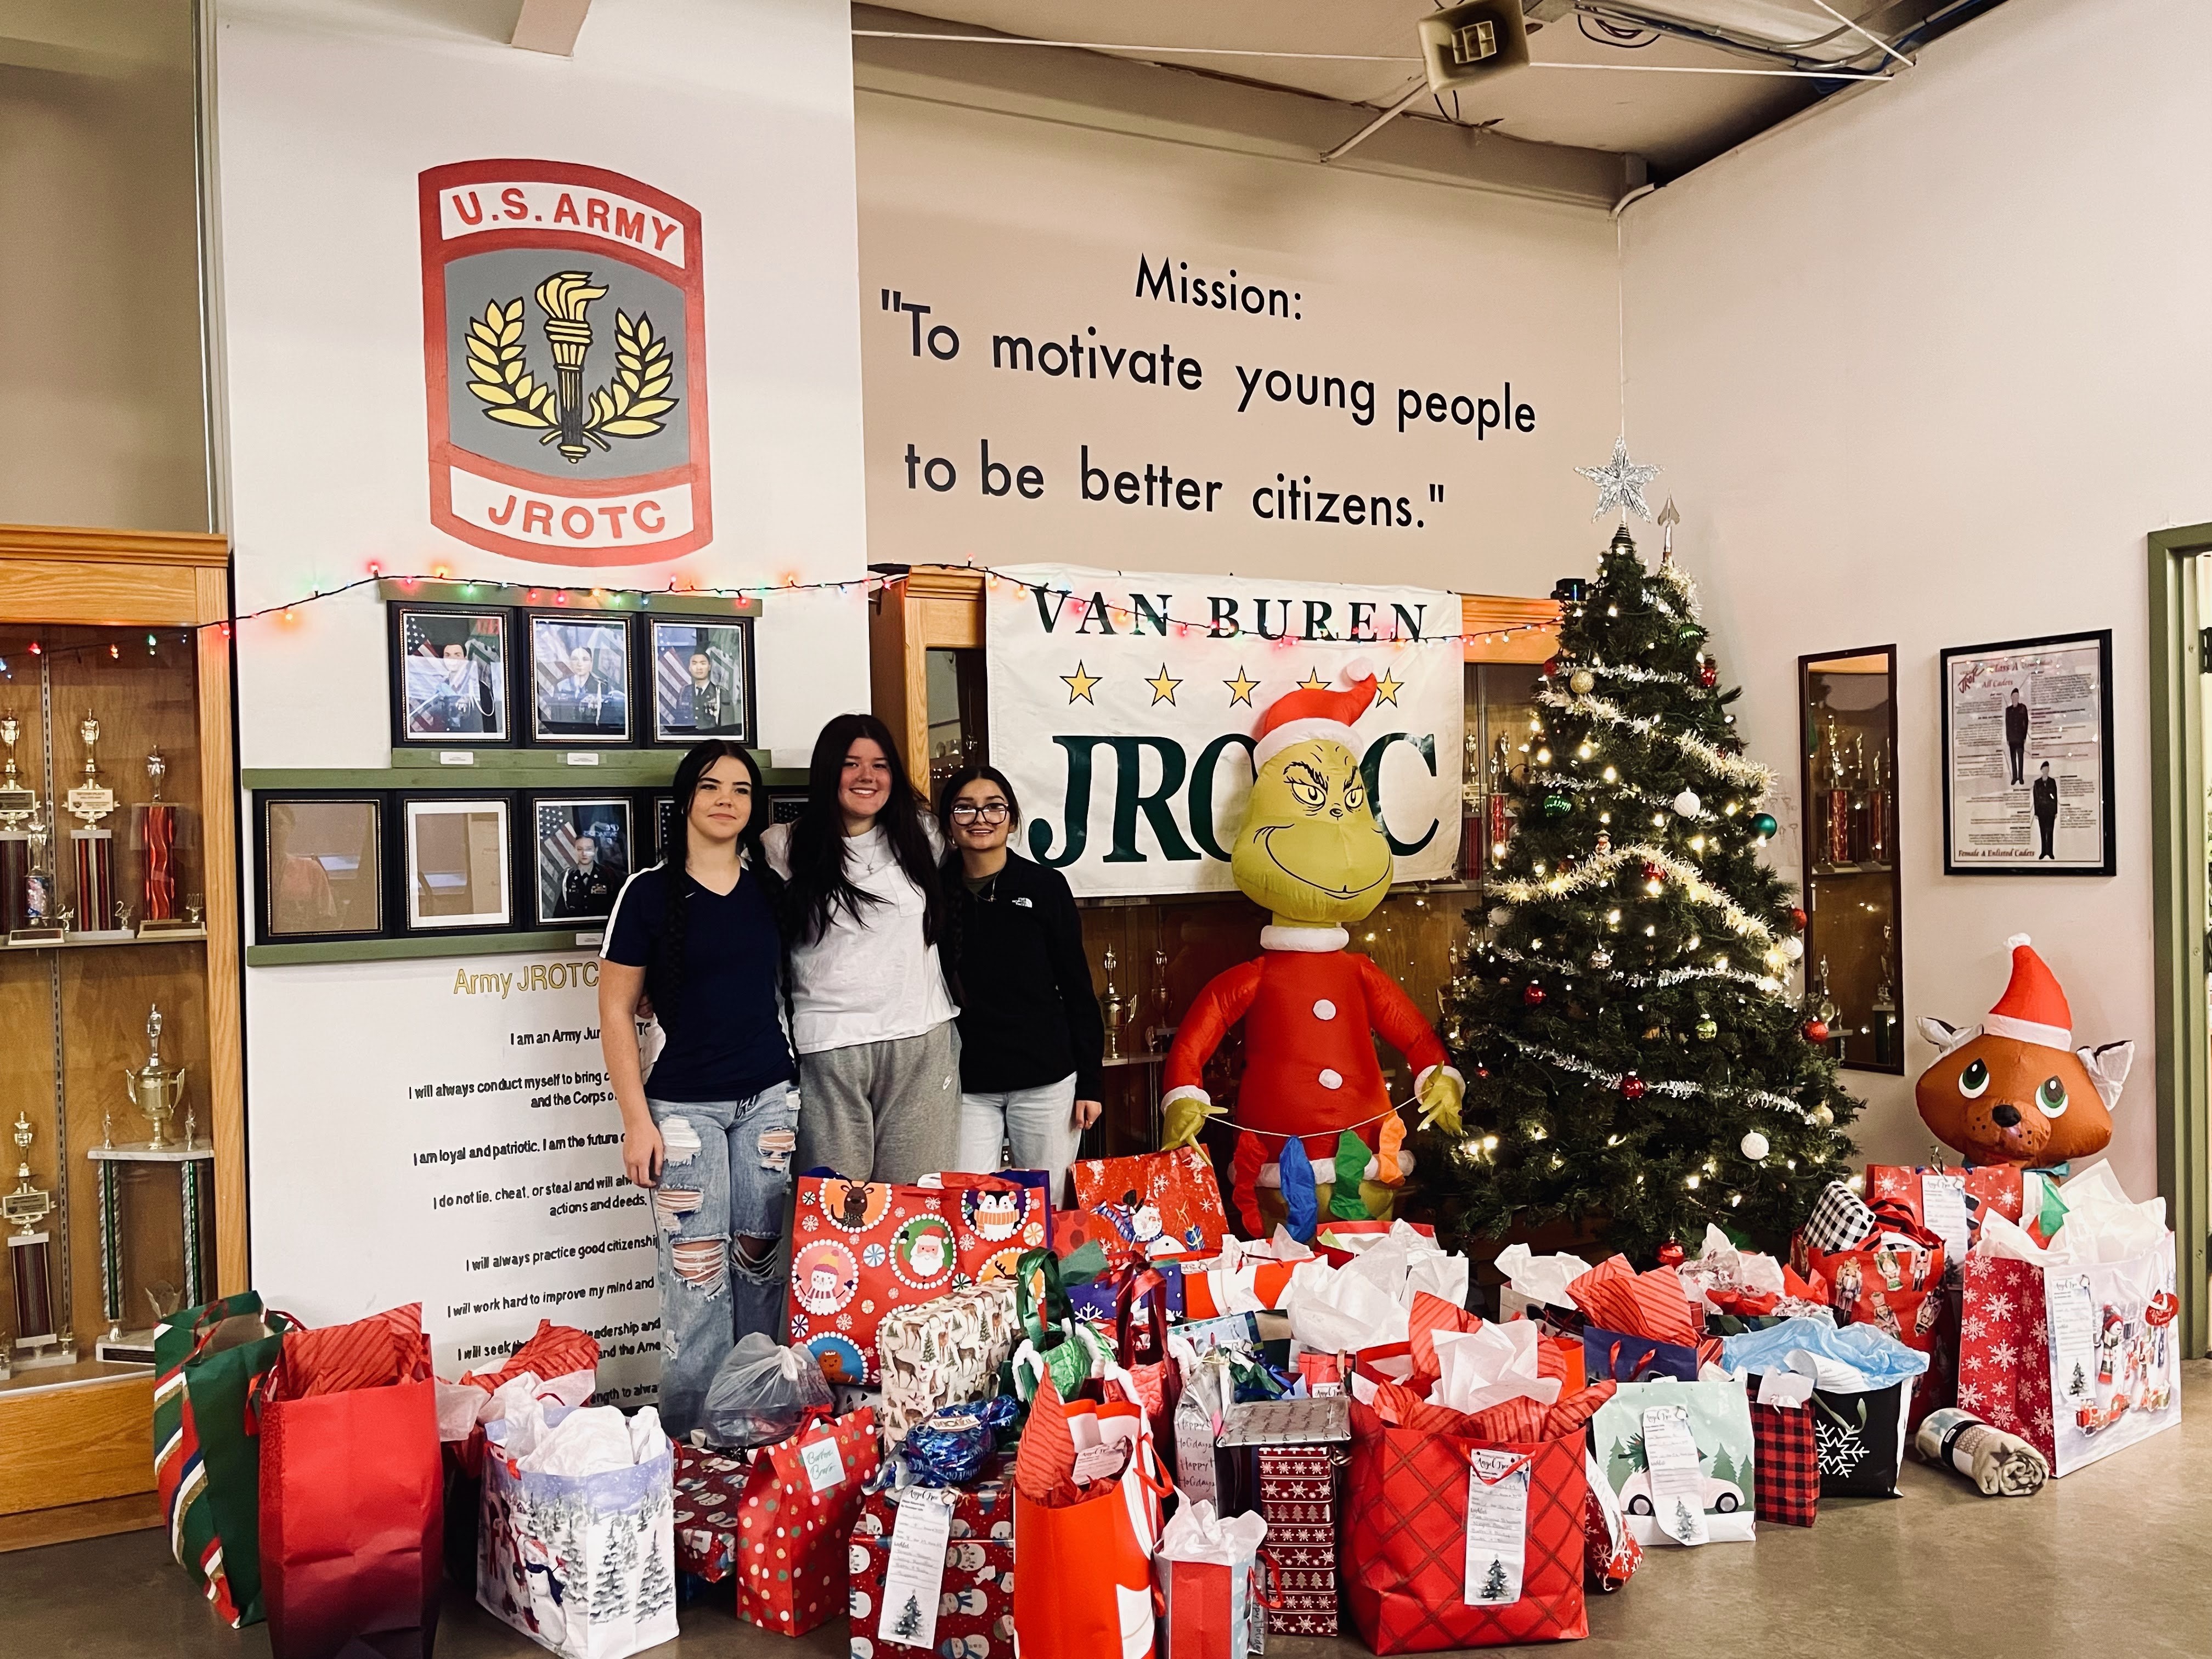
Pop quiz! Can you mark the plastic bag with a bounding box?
[698,1334,833,1449]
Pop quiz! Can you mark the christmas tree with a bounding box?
[636,1518,672,1617]
[1434,515,1860,1259]
[1478,1558,1511,1601]
[1670,1497,1699,1542]
[589,1529,627,1621]
[893,1591,924,1639]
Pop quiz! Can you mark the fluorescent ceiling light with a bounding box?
[1581,0,1889,64]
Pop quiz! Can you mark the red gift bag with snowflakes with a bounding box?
[786,1175,1050,1384]
[1070,1148,1232,1262]
[733,1408,879,1637]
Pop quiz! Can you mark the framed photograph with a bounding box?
[1940,630,2115,876]
[649,792,679,861]
[527,612,634,745]
[532,796,633,926]
[647,618,754,745]
[402,795,513,930]
[258,794,385,941]
[766,787,808,826]
[390,603,512,745]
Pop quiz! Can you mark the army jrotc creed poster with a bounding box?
[986,565,1465,898]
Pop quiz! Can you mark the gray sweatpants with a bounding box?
[795,1020,961,1184]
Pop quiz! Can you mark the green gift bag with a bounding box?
[152,1293,297,1627]
[1589,1376,1758,1545]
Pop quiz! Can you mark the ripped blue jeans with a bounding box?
[647,1081,798,1439]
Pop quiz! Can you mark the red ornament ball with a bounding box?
[1641,860,1664,884]
[1698,660,1718,689]
[1656,1240,1685,1268]
[1522,983,1548,1008]
[1619,1073,1647,1101]
[1803,1018,1830,1043]
[1790,906,1808,932]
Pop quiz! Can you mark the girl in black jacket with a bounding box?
[936,764,1103,1195]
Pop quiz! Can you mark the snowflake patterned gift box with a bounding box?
[1220,1397,1352,1636]
[876,1281,1020,1449]
[848,1466,1016,1658]
[478,1406,680,1659]
[789,1175,1050,1386]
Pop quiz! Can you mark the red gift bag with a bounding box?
[256,1307,443,1659]
[788,1173,1051,1383]
[1116,1268,1184,1447]
[735,1407,879,1636]
[1808,1224,1951,1430]
[1071,1148,1232,1261]
[1344,1399,1588,1653]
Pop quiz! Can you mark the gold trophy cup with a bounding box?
[122,1005,188,1149]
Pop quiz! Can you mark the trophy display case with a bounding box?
[1796,646,1905,1073]
[0,526,243,1551]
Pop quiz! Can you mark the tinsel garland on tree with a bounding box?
[1429,524,1860,1259]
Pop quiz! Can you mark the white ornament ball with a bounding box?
[1487,907,1511,928]
[1568,668,1596,695]
[1780,936,1804,962]
[1740,1131,1770,1161]
[1813,1103,1835,1127]
[1672,789,1701,817]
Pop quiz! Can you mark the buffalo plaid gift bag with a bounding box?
[1747,1396,1817,1527]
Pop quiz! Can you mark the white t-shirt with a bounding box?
[761,820,958,1054]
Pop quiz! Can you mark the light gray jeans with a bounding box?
[794,1020,961,1185]
[954,1073,1080,1202]
[647,1081,797,1440]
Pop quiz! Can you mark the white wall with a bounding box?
[855,85,1624,599]
[1622,0,2212,1196]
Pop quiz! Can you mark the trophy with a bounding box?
[0,713,35,935]
[137,749,198,935]
[66,712,122,938]
[1821,715,1852,870]
[123,1005,188,1149]
[91,1011,213,1363]
[6,1111,69,1367]
[9,809,68,944]
[1148,947,1173,1052]
[1870,924,1900,1066]
[1101,946,1126,1061]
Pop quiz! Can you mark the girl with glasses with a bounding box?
[936,763,1103,1198]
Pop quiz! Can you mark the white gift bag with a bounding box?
[2042,1234,2182,1477]
[478,1406,679,1659]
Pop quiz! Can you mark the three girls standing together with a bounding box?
[596,716,1104,1435]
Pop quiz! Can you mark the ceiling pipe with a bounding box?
[1319,78,1433,163]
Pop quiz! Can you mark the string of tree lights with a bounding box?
[1,563,1558,665]
[1429,522,1861,1259]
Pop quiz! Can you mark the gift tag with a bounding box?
[878,1488,953,1650]
[1922,1173,1970,1264]
[1071,1436,1133,1485]
[1756,1371,1816,1409]
[2050,1273,2096,1397]
[1462,1448,1530,1605]
[798,1431,847,1494]
[1640,1404,1709,1546]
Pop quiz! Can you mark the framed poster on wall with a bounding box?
[1939,630,2115,876]
[388,602,513,746]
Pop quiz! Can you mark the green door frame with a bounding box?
[2147,523,2212,1358]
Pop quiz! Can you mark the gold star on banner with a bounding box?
[1297,668,1329,691]
[1223,667,1261,707]
[1373,668,1406,707]
[1146,664,1182,706]
[1061,662,1101,703]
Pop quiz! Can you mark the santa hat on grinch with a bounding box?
[1982,934,2073,1049]
[1252,661,1379,765]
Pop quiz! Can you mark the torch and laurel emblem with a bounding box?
[461,271,678,463]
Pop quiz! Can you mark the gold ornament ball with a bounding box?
[1813,1103,1834,1126]
[1568,668,1596,695]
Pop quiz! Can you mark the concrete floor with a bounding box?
[12,1363,2210,1658]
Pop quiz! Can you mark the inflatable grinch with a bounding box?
[1161,667,1463,1237]
[1916,933,2133,1168]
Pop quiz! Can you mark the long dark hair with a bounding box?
[934,763,1022,856]
[650,740,776,1025]
[781,713,947,948]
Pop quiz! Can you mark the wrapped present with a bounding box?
[788,1175,1050,1385]
[1218,1397,1350,1637]
[877,1281,1020,1449]
[671,1442,751,1583]
[1071,1147,1233,1261]
[730,1409,880,1636]
[850,1468,1016,1656]
[1066,1260,1186,1323]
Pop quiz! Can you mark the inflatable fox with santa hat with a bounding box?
[1915,933,2134,1168]
[1161,663,1462,1235]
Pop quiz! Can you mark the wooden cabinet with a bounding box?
[0,524,243,1550]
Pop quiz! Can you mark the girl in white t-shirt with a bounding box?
[761,712,961,1183]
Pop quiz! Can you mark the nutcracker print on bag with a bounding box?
[2077,1296,2178,1436]
[1915,935,2133,1168]
[1160,667,1464,1238]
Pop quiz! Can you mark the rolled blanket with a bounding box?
[1914,1406,2048,1496]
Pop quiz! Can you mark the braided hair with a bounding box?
[780,712,947,949]
[649,739,777,1028]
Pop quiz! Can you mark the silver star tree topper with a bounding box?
[1576,436,1662,522]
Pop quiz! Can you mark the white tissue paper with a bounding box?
[437,1367,597,1443]
[1427,1319,1561,1415]
[1492,1243,1592,1315]
[1973,1165,2169,1267]
[1157,1498,1269,1565]
[509,1401,666,1476]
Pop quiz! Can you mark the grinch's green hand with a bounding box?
[1417,1067,1465,1137]
[1161,1090,1222,1150]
